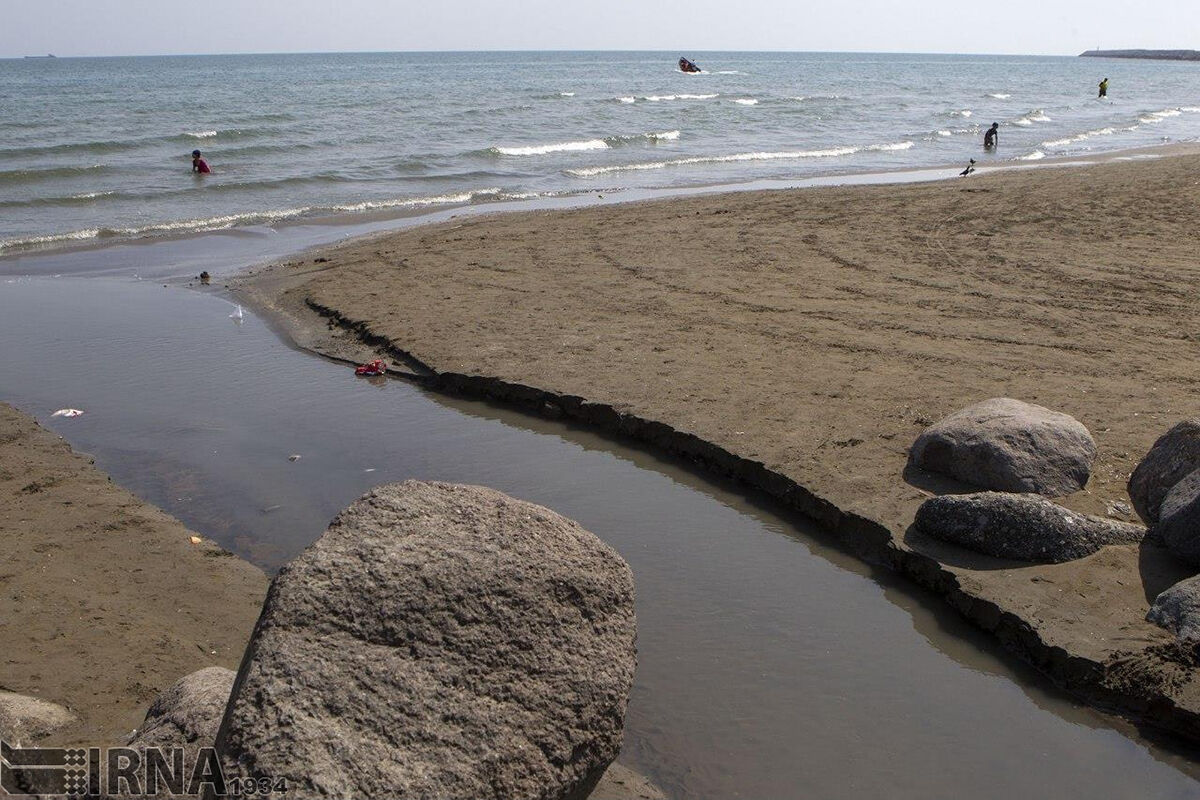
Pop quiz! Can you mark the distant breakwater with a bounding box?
[1081,49,1200,62]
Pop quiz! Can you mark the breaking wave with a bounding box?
[566,141,914,177]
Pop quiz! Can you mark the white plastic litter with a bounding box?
[51,409,84,418]
[230,305,244,321]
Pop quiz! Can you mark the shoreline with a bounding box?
[0,402,267,745]
[234,150,1200,745]
[5,140,1200,279]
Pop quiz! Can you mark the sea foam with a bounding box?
[492,139,610,156]
[566,141,913,177]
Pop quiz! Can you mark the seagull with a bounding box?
[959,159,976,177]
[230,305,244,321]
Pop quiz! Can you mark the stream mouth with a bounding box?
[3,273,1200,798]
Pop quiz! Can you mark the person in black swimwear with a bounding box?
[983,122,999,149]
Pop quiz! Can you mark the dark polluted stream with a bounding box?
[2,274,1199,800]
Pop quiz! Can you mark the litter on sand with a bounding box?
[51,409,84,418]
[355,359,387,376]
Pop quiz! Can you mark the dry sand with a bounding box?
[240,152,1200,740]
[0,402,268,745]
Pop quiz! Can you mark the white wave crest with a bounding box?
[733,98,758,106]
[559,92,575,97]
[0,228,101,250]
[643,93,719,102]
[1140,108,1184,124]
[714,70,741,74]
[185,130,218,138]
[988,93,1011,99]
[951,109,972,117]
[332,188,501,212]
[1042,127,1116,148]
[492,139,609,156]
[565,141,913,177]
[937,130,952,137]
[1019,150,1046,160]
[617,96,636,104]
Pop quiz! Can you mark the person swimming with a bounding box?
[983,122,999,149]
[1098,78,1108,99]
[191,149,210,173]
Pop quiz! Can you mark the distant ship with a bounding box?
[24,54,57,59]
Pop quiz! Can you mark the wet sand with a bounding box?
[241,152,1200,739]
[0,402,267,745]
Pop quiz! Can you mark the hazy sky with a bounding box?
[3,0,1197,58]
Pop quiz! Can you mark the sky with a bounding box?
[2,0,1197,58]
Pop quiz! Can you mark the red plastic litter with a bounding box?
[355,360,387,376]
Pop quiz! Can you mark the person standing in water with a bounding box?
[191,149,210,173]
[983,122,999,150]
[1098,78,1108,99]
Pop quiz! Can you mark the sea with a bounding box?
[1,50,1198,257]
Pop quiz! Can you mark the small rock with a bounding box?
[1129,419,1200,523]
[125,667,235,799]
[0,692,76,746]
[1155,468,1200,565]
[914,491,1146,563]
[909,398,1096,496]
[1147,574,1200,641]
[1107,500,1133,518]
[128,666,234,750]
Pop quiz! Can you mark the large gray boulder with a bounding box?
[128,667,235,750]
[1147,574,1200,641]
[1129,419,1200,524]
[215,481,637,800]
[914,492,1146,563]
[1154,468,1200,565]
[0,692,75,745]
[909,398,1096,496]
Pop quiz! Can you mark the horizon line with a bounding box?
[0,46,1099,60]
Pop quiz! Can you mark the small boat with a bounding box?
[678,57,702,74]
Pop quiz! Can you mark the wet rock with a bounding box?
[216,480,637,800]
[1129,419,1200,523]
[1155,469,1200,565]
[1147,574,1200,641]
[127,667,234,751]
[914,491,1146,563]
[909,398,1096,496]
[0,692,75,745]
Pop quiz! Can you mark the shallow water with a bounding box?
[3,51,1198,255]
[3,274,1200,799]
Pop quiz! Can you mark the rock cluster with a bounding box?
[909,397,1096,497]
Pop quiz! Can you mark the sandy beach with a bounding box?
[0,402,267,745]
[240,152,1200,739]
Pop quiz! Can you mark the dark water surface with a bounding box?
[2,275,1200,799]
